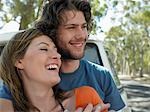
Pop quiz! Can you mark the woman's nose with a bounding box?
[50,50,61,59]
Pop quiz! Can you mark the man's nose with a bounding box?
[75,26,87,39]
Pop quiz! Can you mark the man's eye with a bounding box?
[40,48,48,51]
[67,27,75,29]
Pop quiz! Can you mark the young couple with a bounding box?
[0,0,125,111]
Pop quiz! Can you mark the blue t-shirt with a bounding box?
[0,60,125,110]
[0,80,12,100]
[58,60,125,110]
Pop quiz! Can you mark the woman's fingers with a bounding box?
[75,103,110,112]
[75,103,93,112]
[83,103,93,112]
[75,107,84,112]
[93,103,110,112]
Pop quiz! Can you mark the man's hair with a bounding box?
[35,0,92,42]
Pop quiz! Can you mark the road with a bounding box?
[119,76,150,112]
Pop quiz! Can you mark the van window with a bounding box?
[83,43,103,66]
[105,50,121,86]
[84,43,121,87]
[0,45,4,55]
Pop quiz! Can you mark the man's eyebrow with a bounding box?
[64,23,87,26]
[63,24,78,26]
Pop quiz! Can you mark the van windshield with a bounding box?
[83,43,103,66]
[83,42,121,86]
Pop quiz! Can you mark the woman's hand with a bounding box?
[75,103,110,112]
[0,99,14,112]
[75,103,93,112]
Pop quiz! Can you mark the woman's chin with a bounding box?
[51,77,61,86]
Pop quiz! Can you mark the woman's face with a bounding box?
[15,35,61,87]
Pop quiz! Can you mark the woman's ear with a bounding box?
[15,59,24,69]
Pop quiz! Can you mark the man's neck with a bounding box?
[60,59,80,73]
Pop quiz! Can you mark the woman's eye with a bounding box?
[82,25,87,29]
[40,48,48,51]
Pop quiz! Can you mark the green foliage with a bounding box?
[1,0,109,31]
[106,26,126,39]
[105,0,150,76]
[89,0,109,34]
[90,0,107,18]
[0,0,43,29]
[0,0,3,10]
[131,10,150,26]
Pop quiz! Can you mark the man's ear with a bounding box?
[15,59,24,69]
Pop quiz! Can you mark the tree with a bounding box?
[0,0,43,29]
[0,0,113,31]
[105,0,150,77]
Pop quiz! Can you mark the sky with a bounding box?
[0,21,20,34]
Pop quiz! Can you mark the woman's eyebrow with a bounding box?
[37,42,56,48]
[37,42,49,46]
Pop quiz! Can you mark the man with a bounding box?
[36,0,125,111]
[0,0,125,111]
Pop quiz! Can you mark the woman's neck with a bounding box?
[33,89,57,112]
[24,84,57,112]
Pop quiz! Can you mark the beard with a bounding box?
[57,45,85,60]
[55,35,87,60]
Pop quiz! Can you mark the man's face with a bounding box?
[57,10,88,60]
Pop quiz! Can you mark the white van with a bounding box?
[0,31,131,112]
[83,38,131,112]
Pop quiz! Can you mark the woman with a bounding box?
[0,28,62,112]
[0,28,108,112]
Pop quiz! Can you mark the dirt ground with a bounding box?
[119,74,150,112]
